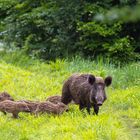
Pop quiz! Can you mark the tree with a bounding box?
[0,0,139,62]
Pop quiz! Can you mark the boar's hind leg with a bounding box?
[86,103,91,114]
[93,104,99,115]
[79,100,85,111]
[61,83,72,105]
[61,94,72,105]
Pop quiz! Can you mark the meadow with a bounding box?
[0,51,139,140]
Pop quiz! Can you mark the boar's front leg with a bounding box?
[86,103,91,114]
[79,100,85,111]
[93,104,99,115]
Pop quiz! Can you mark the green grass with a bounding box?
[0,51,139,140]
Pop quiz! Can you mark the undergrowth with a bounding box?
[0,50,139,140]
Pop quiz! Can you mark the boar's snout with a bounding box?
[95,96,104,106]
[97,102,103,106]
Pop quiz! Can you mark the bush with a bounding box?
[0,0,140,62]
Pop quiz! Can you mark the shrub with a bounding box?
[0,0,139,62]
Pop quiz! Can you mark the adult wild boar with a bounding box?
[61,74,112,115]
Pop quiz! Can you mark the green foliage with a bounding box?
[103,37,137,63]
[0,0,140,62]
[0,51,140,140]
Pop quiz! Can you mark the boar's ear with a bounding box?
[88,74,95,85]
[105,76,112,87]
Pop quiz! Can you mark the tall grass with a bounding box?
[0,50,139,140]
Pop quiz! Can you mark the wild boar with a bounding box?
[0,100,30,118]
[61,73,112,115]
[35,101,68,116]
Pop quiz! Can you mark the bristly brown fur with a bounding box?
[46,95,62,104]
[95,77,104,84]
[17,100,39,114]
[0,100,30,118]
[35,101,68,116]
[61,73,93,105]
[0,92,14,102]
